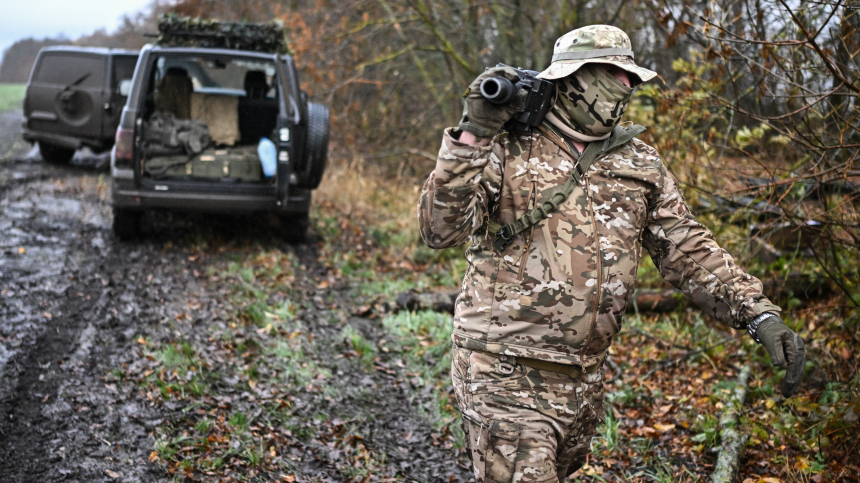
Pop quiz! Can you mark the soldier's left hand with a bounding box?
[754,315,806,398]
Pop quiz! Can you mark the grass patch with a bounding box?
[266,335,331,389]
[342,325,376,367]
[593,408,622,454]
[382,310,458,432]
[0,84,25,112]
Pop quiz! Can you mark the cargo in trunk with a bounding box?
[144,145,264,182]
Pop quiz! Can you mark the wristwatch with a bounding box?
[746,312,776,343]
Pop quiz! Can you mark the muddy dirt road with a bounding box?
[0,110,471,482]
[0,110,173,481]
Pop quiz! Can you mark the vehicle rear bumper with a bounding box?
[22,129,108,151]
[112,188,311,215]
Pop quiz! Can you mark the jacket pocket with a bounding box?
[462,413,522,483]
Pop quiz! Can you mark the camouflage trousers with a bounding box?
[451,346,605,483]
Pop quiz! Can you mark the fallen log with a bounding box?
[626,289,685,313]
[624,270,830,314]
[392,289,688,315]
[393,290,458,314]
[392,270,828,317]
[711,365,751,483]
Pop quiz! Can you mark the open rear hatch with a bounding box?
[139,54,280,186]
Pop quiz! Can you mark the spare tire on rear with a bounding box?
[296,102,329,189]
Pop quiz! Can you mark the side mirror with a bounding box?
[118,79,132,96]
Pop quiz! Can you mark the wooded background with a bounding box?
[3,0,857,365]
[3,0,857,356]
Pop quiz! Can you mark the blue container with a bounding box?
[257,137,277,178]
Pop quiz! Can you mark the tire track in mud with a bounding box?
[0,143,472,480]
[0,158,198,481]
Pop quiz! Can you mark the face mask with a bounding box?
[549,64,634,141]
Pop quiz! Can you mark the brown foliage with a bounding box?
[677,0,860,304]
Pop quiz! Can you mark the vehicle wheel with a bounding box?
[280,213,310,243]
[113,209,142,241]
[296,102,330,190]
[39,142,75,164]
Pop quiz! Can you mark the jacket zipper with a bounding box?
[580,176,602,363]
[516,181,538,281]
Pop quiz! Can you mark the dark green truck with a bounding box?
[23,46,139,163]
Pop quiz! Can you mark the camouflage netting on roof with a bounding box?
[156,14,290,54]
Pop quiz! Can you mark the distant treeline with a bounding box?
[0,7,165,83]
[0,38,72,83]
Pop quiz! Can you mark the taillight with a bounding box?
[114,127,134,168]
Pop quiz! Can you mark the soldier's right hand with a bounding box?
[458,66,527,139]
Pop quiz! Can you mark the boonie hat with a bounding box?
[537,25,657,82]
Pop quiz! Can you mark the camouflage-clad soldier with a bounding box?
[418,25,807,482]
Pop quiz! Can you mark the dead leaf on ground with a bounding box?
[655,403,673,416]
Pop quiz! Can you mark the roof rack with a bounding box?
[155,14,290,54]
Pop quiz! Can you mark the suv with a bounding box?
[23,46,139,163]
[110,24,329,242]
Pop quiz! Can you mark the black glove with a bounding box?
[458,66,527,138]
[748,314,806,398]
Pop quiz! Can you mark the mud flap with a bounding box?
[462,413,522,483]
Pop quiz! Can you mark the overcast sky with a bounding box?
[0,0,154,62]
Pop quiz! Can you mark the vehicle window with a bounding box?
[112,56,138,92]
[34,54,105,88]
[154,56,278,98]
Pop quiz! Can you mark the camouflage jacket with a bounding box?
[418,127,780,368]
